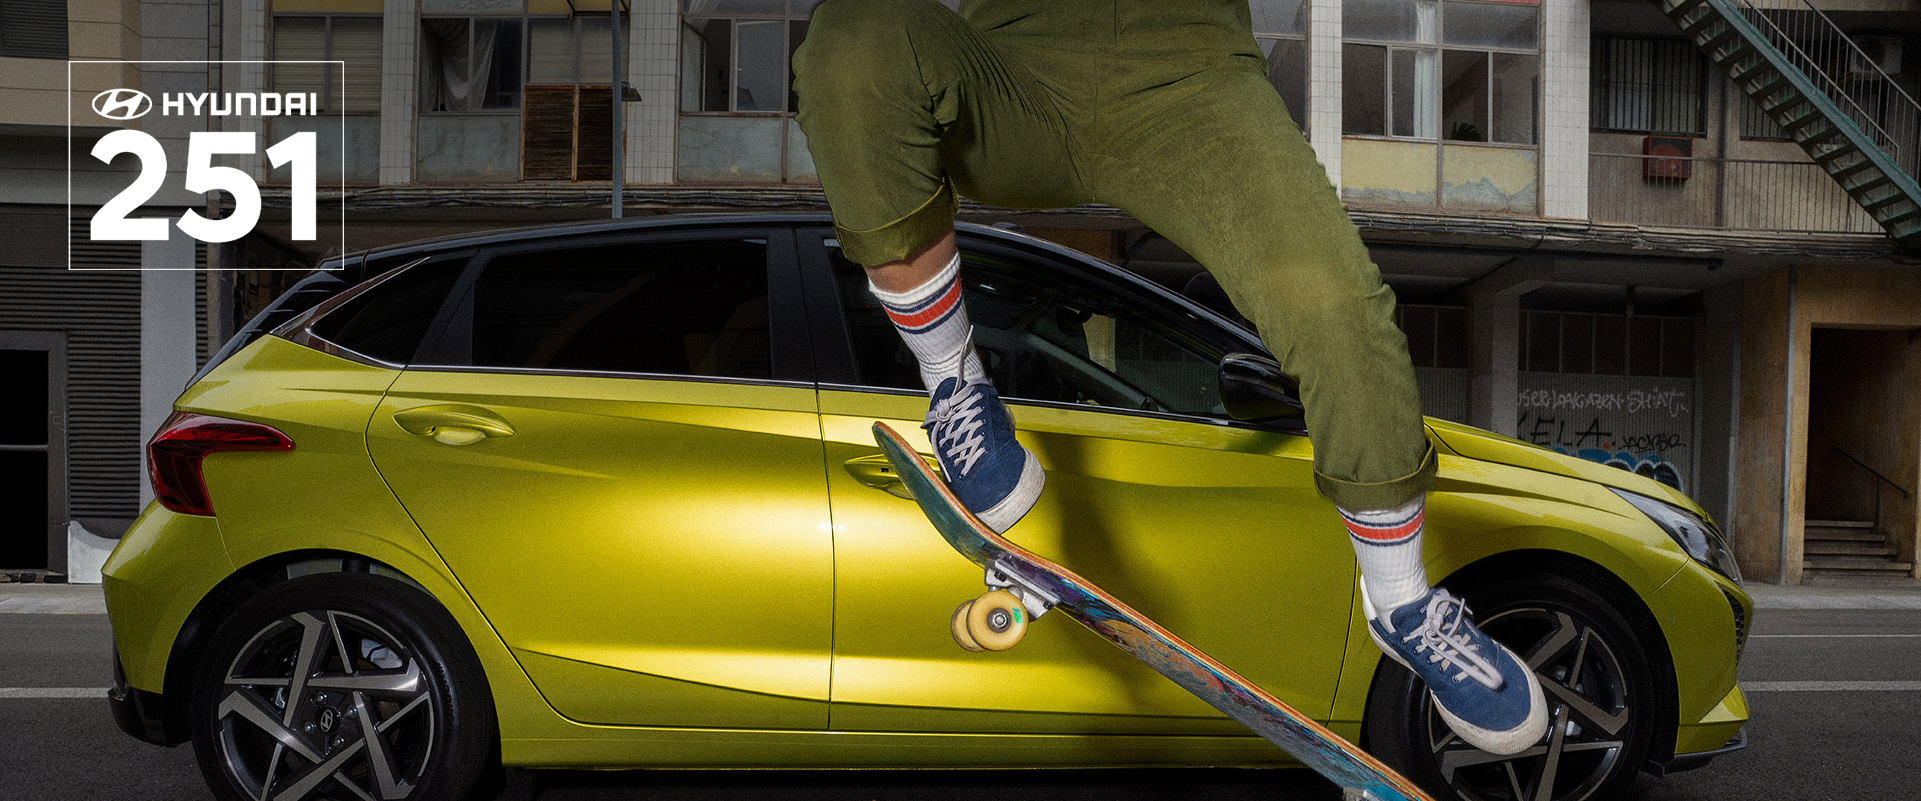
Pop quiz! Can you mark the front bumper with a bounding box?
[1651,726,1748,776]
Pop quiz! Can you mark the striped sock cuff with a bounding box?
[1339,503,1424,546]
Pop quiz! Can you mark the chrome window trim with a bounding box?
[405,363,815,390]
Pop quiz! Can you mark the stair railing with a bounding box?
[1721,0,1921,177]
[1831,445,1913,542]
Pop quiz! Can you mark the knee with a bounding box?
[794,0,933,81]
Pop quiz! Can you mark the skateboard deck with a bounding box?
[873,421,1433,801]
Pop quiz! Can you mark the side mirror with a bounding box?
[1219,353,1305,429]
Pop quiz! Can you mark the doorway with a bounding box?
[0,332,66,573]
[1803,327,1919,578]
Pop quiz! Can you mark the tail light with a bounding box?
[147,412,294,516]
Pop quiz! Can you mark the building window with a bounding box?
[269,15,382,184]
[272,16,383,113]
[1342,0,1540,145]
[420,17,524,112]
[679,7,811,114]
[1251,0,1309,131]
[676,1,821,185]
[1589,37,1706,136]
[1521,311,1694,379]
[0,0,66,59]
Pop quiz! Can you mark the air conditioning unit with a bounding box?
[1849,35,1902,79]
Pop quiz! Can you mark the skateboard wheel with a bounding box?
[950,600,987,652]
[965,590,1028,651]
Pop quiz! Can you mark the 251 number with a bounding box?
[90,129,317,243]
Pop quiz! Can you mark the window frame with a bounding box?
[406,227,816,386]
[1340,0,1544,148]
[676,8,813,116]
[1588,35,1711,137]
[269,13,385,115]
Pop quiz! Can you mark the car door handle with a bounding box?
[393,406,515,446]
[843,453,940,500]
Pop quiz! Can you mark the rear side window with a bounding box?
[459,238,772,379]
[308,258,468,364]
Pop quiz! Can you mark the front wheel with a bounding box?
[1364,572,1660,801]
[188,572,496,801]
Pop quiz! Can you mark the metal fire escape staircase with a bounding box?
[1661,0,1921,250]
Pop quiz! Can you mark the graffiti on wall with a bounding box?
[1517,376,1693,493]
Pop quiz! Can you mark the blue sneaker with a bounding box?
[924,376,1045,533]
[1365,586,1549,755]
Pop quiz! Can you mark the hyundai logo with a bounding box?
[92,88,152,120]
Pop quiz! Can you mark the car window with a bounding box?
[308,257,468,364]
[458,238,772,379]
[829,243,1228,417]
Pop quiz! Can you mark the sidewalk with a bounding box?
[0,583,106,614]
[3,577,1919,615]
[1744,577,1921,610]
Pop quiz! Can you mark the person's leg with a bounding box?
[1093,64,1546,755]
[792,0,1086,531]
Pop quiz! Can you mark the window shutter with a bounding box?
[576,85,614,181]
[0,0,68,59]
[272,18,328,101]
[523,85,578,180]
[330,18,385,113]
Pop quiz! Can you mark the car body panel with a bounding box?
[1645,562,1749,749]
[101,506,233,693]
[99,216,1749,786]
[367,368,835,730]
[820,389,1353,734]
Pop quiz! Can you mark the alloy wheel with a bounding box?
[1423,607,1635,801]
[213,609,437,801]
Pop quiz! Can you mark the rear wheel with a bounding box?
[1364,572,1659,801]
[189,572,495,801]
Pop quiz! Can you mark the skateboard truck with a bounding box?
[984,557,1060,619]
[948,558,1064,653]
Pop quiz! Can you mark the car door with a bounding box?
[367,228,835,731]
[802,231,1357,736]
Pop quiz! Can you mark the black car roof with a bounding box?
[338,212,1060,267]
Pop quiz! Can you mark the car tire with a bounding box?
[188,572,496,801]
[1363,571,1659,801]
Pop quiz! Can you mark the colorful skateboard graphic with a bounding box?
[873,422,1433,801]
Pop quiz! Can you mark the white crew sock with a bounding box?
[868,251,984,391]
[1340,496,1430,618]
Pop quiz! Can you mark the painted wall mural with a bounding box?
[1516,374,1694,493]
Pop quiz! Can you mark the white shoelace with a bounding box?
[1400,591,1504,690]
[925,378,991,478]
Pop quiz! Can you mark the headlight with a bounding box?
[1611,488,1741,584]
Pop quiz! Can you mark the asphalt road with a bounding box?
[3,588,1917,801]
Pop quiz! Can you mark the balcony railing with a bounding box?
[1590,152,1881,234]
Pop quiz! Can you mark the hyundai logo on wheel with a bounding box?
[91,88,152,120]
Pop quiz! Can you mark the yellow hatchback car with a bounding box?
[103,215,1748,801]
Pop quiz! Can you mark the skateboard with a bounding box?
[872,421,1433,801]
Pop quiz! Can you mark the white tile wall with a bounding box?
[1308,0,1343,186]
[1540,0,1590,220]
[628,0,678,185]
[380,0,417,185]
[239,0,269,179]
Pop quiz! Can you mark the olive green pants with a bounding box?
[792,0,1436,510]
